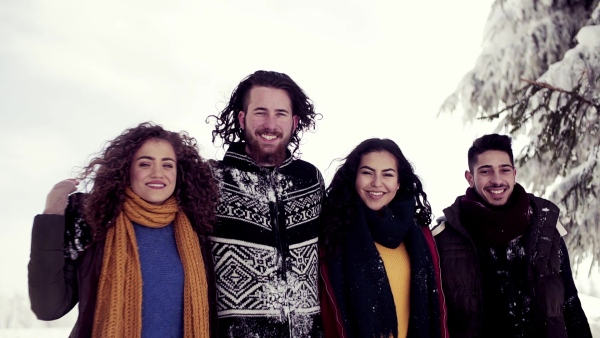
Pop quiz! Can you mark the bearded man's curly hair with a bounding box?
[206,70,321,158]
[78,122,218,236]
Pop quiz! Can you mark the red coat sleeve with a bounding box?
[422,226,450,338]
[319,253,346,338]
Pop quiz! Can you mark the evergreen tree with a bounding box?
[442,0,600,272]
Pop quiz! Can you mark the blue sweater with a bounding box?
[134,222,184,338]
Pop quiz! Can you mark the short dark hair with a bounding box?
[207,70,320,157]
[468,134,514,171]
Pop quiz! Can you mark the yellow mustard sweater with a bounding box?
[375,241,411,338]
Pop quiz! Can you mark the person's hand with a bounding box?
[43,179,79,215]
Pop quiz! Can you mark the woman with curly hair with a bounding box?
[319,138,448,338]
[28,122,219,338]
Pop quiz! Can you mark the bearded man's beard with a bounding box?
[244,128,292,166]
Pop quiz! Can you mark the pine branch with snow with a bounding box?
[499,73,600,269]
[442,0,600,266]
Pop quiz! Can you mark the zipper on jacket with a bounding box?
[267,167,291,326]
[269,168,288,277]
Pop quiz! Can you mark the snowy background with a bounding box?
[1,0,598,336]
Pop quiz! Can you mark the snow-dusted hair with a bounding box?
[468,133,514,172]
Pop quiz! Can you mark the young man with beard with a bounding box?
[433,134,592,338]
[206,70,324,338]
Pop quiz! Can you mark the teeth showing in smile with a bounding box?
[489,189,504,194]
[261,134,276,140]
[147,183,165,188]
[368,191,384,196]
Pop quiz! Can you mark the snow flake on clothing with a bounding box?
[210,237,319,318]
[208,143,325,338]
[63,193,93,260]
[213,165,321,232]
[483,237,533,337]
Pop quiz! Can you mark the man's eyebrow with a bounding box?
[476,164,513,170]
[252,106,290,113]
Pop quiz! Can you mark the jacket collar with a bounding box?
[442,193,559,237]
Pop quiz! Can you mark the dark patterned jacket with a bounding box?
[209,142,325,338]
[433,194,592,338]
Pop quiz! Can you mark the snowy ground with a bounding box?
[580,293,600,337]
[0,327,71,338]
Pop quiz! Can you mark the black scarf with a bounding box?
[460,183,531,247]
[326,195,441,338]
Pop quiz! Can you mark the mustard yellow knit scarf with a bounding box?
[92,188,210,337]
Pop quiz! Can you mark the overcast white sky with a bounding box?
[1,0,497,298]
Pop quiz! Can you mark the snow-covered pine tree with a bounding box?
[442,0,600,273]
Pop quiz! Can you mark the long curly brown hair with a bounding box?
[206,70,321,158]
[320,138,432,255]
[78,122,218,236]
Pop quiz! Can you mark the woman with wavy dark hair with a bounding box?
[28,122,219,338]
[320,138,448,338]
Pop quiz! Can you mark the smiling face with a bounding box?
[355,151,400,211]
[465,150,516,206]
[129,138,177,205]
[238,86,298,166]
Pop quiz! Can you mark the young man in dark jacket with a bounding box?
[206,70,324,338]
[433,133,592,338]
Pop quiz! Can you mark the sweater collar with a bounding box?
[223,142,293,170]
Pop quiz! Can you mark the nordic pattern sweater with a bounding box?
[208,143,325,338]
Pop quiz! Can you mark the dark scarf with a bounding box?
[326,195,440,338]
[460,183,531,247]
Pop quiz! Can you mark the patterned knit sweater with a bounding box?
[209,142,325,338]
